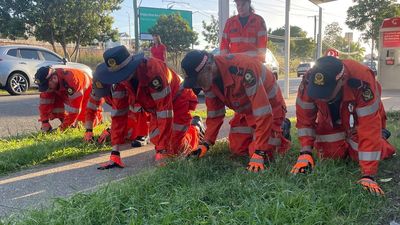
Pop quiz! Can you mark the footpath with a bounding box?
[1,91,400,218]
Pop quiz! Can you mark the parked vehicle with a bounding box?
[362,60,378,76]
[0,45,92,95]
[210,48,280,80]
[297,62,314,77]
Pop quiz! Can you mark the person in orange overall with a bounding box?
[181,50,290,172]
[94,46,204,169]
[291,56,396,196]
[84,78,150,146]
[150,34,167,62]
[220,0,267,63]
[35,66,100,132]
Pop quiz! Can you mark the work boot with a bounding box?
[155,150,171,167]
[97,151,125,170]
[191,116,205,141]
[282,118,291,141]
[131,136,150,148]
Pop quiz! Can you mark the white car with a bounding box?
[0,45,92,95]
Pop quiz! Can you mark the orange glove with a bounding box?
[183,143,209,158]
[97,128,111,144]
[290,152,315,174]
[41,121,52,133]
[84,130,94,142]
[247,150,268,172]
[358,176,384,196]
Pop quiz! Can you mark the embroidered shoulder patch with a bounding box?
[244,70,256,86]
[362,87,374,102]
[150,76,163,91]
[67,87,74,95]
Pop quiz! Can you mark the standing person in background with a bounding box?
[150,34,167,62]
[220,0,268,63]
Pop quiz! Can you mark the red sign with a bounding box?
[383,31,400,48]
[381,17,400,29]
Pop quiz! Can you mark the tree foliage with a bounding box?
[202,15,219,50]
[149,13,198,67]
[270,26,315,60]
[346,0,400,49]
[323,22,365,61]
[0,0,30,39]
[0,0,122,61]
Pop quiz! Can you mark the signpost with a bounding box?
[138,7,192,40]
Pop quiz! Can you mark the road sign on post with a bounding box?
[138,7,192,40]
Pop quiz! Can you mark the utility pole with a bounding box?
[308,15,317,60]
[133,0,139,52]
[317,6,322,59]
[127,12,131,49]
[284,0,290,99]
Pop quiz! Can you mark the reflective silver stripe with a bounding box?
[243,51,258,57]
[296,97,316,110]
[149,128,160,139]
[235,102,251,113]
[157,110,173,118]
[230,126,254,134]
[347,138,358,151]
[253,105,272,117]
[52,108,64,114]
[129,105,142,112]
[358,151,381,161]
[112,91,126,99]
[300,146,313,152]
[231,37,256,44]
[40,98,54,104]
[205,91,216,98]
[245,82,258,97]
[315,132,345,143]
[258,48,267,54]
[112,145,122,151]
[356,97,380,117]
[220,49,229,54]
[173,123,188,132]
[69,90,83,100]
[65,105,80,114]
[222,33,228,39]
[151,86,171,100]
[111,107,129,117]
[268,137,281,146]
[258,30,267,37]
[87,102,98,111]
[208,108,226,118]
[268,83,278,99]
[298,128,316,137]
[250,158,264,164]
[85,121,93,129]
[261,65,267,83]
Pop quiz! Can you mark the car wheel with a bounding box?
[6,72,29,95]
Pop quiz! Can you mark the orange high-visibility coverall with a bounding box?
[204,54,289,156]
[38,68,100,130]
[85,90,150,140]
[296,59,395,176]
[220,13,268,62]
[110,57,199,154]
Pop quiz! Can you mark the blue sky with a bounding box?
[112,0,399,50]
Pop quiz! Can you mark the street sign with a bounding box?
[309,0,337,4]
[345,32,353,42]
[139,7,192,40]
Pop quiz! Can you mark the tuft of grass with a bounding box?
[0,123,111,175]
[3,115,400,224]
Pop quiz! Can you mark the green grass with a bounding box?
[0,124,111,175]
[2,115,399,224]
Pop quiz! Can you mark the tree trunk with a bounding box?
[61,33,70,61]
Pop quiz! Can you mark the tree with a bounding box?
[270,26,315,60]
[149,13,198,67]
[28,0,122,61]
[346,0,400,54]
[0,0,30,39]
[202,15,219,50]
[322,22,365,61]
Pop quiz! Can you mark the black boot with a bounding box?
[131,136,150,147]
[282,118,291,141]
[191,116,205,141]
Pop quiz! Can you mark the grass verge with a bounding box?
[0,124,111,175]
[2,115,400,224]
[192,109,235,119]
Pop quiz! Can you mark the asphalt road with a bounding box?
[0,78,302,138]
